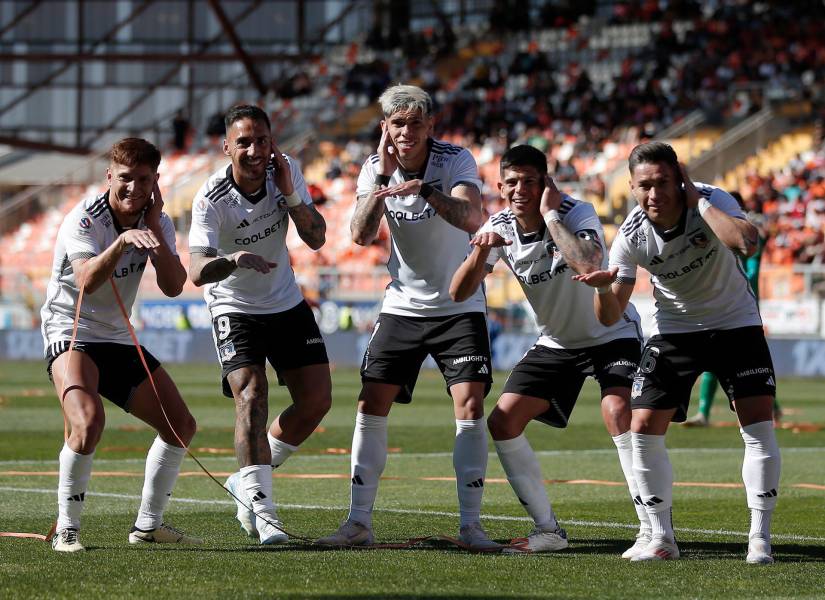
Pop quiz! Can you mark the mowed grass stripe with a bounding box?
[2,470,824,492]
[3,485,824,543]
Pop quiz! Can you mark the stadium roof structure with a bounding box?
[0,0,375,154]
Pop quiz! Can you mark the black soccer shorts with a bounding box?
[501,337,641,428]
[46,340,161,412]
[631,325,776,422]
[360,311,493,403]
[212,300,329,398]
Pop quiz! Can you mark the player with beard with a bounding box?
[188,105,331,545]
[575,142,780,563]
[318,84,497,550]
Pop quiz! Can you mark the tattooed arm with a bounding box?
[373,180,483,234]
[351,188,387,246]
[540,175,602,275]
[289,202,326,250]
[545,220,604,275]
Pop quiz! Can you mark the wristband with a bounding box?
[374,174,391,186]
[543,209,561,227]
[285,191,303,208]
[419,182,435,199]
[697,197,712,217]
[596,285,611,295]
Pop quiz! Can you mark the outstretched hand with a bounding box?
[470,231,512,250]
[374,178,422,200]
[231,251,277,274]
[572,266,618,288]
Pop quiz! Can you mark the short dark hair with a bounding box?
[224,104,271,132]
[109,138,161,170]
[500,144,548,176]
[628,141,679,176]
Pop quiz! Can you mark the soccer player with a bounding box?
[41,138,201,552]
[188,105,330,545]
[317,84,497,549]
[450,145,647,555]
[575,142,781,563]
[684,192,782,427]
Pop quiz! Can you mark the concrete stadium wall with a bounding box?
[3,330,825,378]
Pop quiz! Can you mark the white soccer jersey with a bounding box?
[609,183,761,335]
[356,138,486,317]
[188,157,311,317]
[41,192,178,349]
[481,198,642,349]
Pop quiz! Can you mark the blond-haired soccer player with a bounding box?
[318,84,497,550]
[42,138,200,552]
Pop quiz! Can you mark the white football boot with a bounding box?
[257,515,289,545]
[317,520,374,546]
[631,535,680,561]
[458,522,502,551]
[225,471,258,538]
[504,525,568,554]
[52,528,85,553]
[622,529,653,559]
[746,535,774,564]
[129,523,203,544]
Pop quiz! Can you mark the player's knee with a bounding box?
[487,408,517,440]
[602,396,630,427]
[177,411,197,444]
[72,414,105,453]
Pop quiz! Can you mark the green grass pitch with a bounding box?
[1,360,823,599]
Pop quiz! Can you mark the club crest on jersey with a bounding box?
[78,217,91,230]
[218,341,236,362]
[544,238,560,259]
[222,193,241,208]
[631,230,646,248]
[495,222,515,241]
[688,230,710,249]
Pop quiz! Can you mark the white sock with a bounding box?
[612,431,651,532]
[741,420,781,540]
[268,432,298,469]
[454,418,488,528]
[239,464,277,529]
[348,412,387,528]
[632,432,674,540]
[494,434,557,530]
[56,443,94,532]
[134,437,187,531]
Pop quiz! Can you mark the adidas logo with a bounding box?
[756,489,778,498]
[644,495,663,507]
[649,255,664,265]
[766,376,775,387]
[250,491,267,502]
[236,219,250,229]
[466,478,484,488]
[478,364,489,375]
[352,475,364,486]
[67,493,85,502]
[633,495,643,506]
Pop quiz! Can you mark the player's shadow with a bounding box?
[551,538,825,562]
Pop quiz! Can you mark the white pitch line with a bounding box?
[1,446,824,467]
[1,486,823,543]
